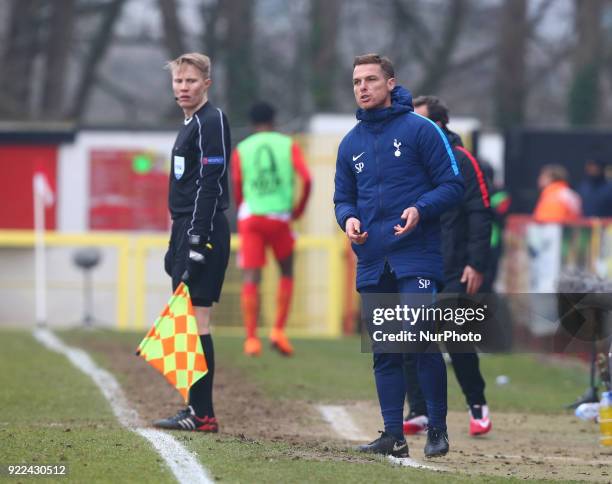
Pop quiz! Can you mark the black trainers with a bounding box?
[153,406,219,432]
[424,427,449,457]
[356,431,409,458]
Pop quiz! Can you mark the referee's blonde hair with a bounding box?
[166,53,211,79]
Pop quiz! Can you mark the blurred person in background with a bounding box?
[533,164,581,223]
[154,52,231,432]
[479,161,511,293]
[231,102,312,357]
[578,159,612,217]
[334,54,464,458]
[403,95,493,438]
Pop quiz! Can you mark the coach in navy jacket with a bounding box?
[334,54,463,459]
[334,87,464,289]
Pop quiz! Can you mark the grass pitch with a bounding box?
[62,329,589,412]
[0,331,173,483]
[1,329,599,483]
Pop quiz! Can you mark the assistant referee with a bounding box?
[154,52,231,432]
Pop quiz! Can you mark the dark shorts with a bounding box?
[165,212,231,307]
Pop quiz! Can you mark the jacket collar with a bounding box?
[356,86,413,128]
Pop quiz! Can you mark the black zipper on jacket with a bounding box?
[374,133,390,268]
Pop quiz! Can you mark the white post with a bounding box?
[33,173,54,327]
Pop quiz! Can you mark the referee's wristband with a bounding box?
[188,234,213,263]
[188,235,213,250]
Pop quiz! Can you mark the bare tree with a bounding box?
[385,0,468,95]
[494,0,527,130]
[0,0,596,129]
[0,0,42,119]
[219,0,257,124]
[69,0,126,122]
[158,0,186,59]
[201,0,222,61]
[415,0,467,94]
[289,2,310,119]
[41,0,76,119]
[309,0,341,111]
[389,0,428,67]
[567,0,604,125]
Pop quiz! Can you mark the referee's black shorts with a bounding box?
[165,212,231,307]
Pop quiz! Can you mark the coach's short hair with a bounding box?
[414,95,450,127]
[353,54,395,80]
[165,52,211,79]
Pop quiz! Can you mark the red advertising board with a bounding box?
[89,149,169,231]
[0,145,57,229]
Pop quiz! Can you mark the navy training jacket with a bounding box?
[333,86,464,290]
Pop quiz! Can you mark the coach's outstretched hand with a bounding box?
[345,217,368,245]
[394,207,420,236]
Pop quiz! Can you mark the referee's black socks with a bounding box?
[189,334,215,418]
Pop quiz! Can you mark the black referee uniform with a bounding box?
[165,101,231,307]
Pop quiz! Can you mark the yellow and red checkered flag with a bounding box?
[136,282,207,402]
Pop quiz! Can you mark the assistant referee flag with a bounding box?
[136,283,207,402]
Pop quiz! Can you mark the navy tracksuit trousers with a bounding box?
[360,268,447,440]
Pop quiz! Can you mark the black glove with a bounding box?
[182,235,213,282]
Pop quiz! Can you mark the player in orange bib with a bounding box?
[231,102,312,356]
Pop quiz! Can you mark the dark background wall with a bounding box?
[504,128,612,213]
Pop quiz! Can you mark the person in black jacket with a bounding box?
[578,159,612,217]
[154,53,231,432]
[403,96,493,437]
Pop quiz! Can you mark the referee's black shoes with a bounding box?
[424,427,449,457]
[356,431,409,458]
[153,406,218,432]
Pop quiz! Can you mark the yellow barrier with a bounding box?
[132,233,344,337]
[0,230,131,328]
[0,230,345,337]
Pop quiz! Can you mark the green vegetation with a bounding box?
[6,329,591,483]
[179,434,511,484]
[63,330,589,412]
[215,335,377,402]
[0,331,172,483]
[216,336,589,413]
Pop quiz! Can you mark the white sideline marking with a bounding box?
[34,328,213,484]
[387,455,443,471]
[316,404,443,471]
[136,428,214,481]
[316,405,370,441]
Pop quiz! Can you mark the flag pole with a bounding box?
[33,172,50,327]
